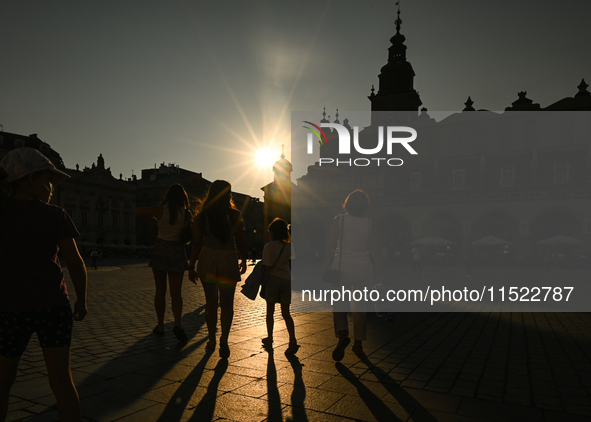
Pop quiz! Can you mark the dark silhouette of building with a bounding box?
[294,7,591,265]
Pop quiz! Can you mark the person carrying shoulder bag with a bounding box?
[323,189,388,361]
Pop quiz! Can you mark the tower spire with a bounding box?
[280,144,285,159]
[395,1,402,34]
[368,0,421,114]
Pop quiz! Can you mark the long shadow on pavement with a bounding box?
[157,349,215,421]
[286,354,307,422]
[335,362,403,422]
[189,358,229,421]
[358,354,439,422]
[265,347,284,422]
[73,305,209,421]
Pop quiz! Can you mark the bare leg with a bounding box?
[280,304,296,345]
[0,354,19,421]
[218,285,235,344]
[265,302,275,340]
[152,269,167,332]
[43,347,81,422]
[201,280,219,344]
[168,272,184,328]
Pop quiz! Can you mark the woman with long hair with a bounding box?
[323,189,387,361]
[189,180,247,358]
[134,183,192,343]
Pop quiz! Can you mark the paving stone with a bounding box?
[80,390,158,421]
[459,396,544,421]
[8,261,591,422]
[325,394,413,422]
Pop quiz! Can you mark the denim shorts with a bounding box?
[0,305,73,358]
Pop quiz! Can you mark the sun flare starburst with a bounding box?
[255,148,276,169]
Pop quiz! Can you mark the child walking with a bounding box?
[261,218,298,354]
[0,148,88,422]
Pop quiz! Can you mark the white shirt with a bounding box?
[262,240,295,280]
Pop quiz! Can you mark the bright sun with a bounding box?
[255,148,276,169]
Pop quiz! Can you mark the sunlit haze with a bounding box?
[1,1,590,199]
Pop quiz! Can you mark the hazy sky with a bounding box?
[1,0,590,199]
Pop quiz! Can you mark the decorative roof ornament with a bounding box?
[575,79,590,97]
[334,109,340,124]
[463,96,475,111]
[370,85,375,97]
[281,144,285,160]
[321,107,329,123]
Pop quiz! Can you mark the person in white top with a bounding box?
[261,218,298,355]
[324,189,387,361]
[134,184,192,343]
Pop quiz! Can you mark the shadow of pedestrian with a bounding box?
[189,358,229,421]
[286,354,307,422]
[156,349,214,421]
[69,305,209,421]
[335,362,403,422]
[263,347,284,422]
[358,354,438,421]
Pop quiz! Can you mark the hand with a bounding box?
[188,268,197,284]
[73,301,87,321]
[239,259,247,274]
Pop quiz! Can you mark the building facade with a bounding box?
[293,10,591,265]
[136,162,265,252]
[58,154,138,250]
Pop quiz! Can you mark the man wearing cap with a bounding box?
[0,147,88,422]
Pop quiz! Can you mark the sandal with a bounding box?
[332,335,350,361]
[219,342,230,358]
[262,337,274,346]
[172,326,188,343]
[152,326,165,336]
[285,343,300,355]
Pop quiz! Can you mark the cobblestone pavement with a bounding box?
[6,260,591,421]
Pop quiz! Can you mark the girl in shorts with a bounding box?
[0,148,88,422]
[261,218,298,355]
[134,183,193,343]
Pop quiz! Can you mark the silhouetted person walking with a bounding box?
[189,180,247,358]
[134,183,192,343]
[0,148,88,422]
[324,189,387,361]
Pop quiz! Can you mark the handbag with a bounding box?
[323,215,344,285]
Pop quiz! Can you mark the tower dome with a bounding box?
[273,145,292,179]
